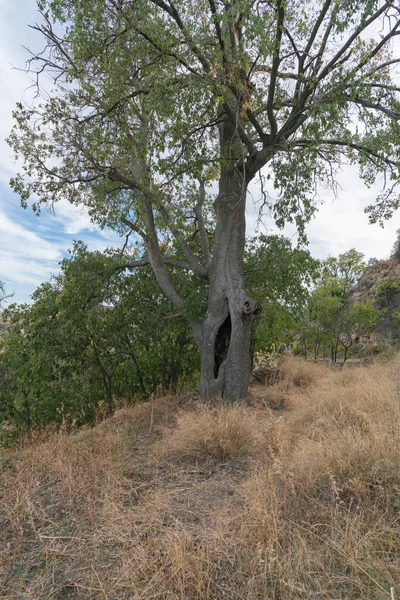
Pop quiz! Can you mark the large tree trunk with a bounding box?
[198,122,261,401]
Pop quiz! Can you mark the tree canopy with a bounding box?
[8,0,400,399]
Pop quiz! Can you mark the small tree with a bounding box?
[245,234,319,360]
[298,250,377,361]
[322,250,366,293]
[338,301,379,362]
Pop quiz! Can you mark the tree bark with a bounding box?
[198,121,261,401]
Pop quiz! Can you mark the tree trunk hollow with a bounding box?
[214,313,232,378]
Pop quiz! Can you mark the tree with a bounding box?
[322,249,366,292]
[337,301,378,361]
[8,0,400,400]
[245,234,319,358]
[304,278,346,360]
[297,250,378,361]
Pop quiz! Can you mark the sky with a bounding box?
[0,0,399,306]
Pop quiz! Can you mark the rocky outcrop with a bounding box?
[350,256,400,306]
[348,255,400,346]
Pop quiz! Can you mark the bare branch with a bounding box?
[253,63,298,80]
[138,197,186,309]
[208,0,227,69]
[303,0,333,59]
[347,95,400,120]
[121,217,148,242]
[120,258,150,269]
[120,257,190,270]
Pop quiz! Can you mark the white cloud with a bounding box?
[0,210,61,260]
[0,208,62,289]
[246,166,399,261]
[51,200,100,235]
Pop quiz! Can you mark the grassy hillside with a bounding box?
[1,359,400,599]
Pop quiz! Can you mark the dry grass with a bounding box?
[161,403,266,462]
[279,355,332,388]
[1,359,400,598]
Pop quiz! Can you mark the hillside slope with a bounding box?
[1,359,400,599]
[349,255,400,348]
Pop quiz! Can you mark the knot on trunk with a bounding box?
[242,298,262,321]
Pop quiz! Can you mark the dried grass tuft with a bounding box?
[161,403,264,462]
[279,356,331,388]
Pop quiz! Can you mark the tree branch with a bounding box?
[120,257,190,270]
[347,95,400,120]
[293,138,398,168]
[150,0,211,72]
[253,64,298,80]
[120,258,150,269]
[134,27,201,75]
[303,0,333,59]
[121,216,148,242]
[266,0,285,138]
[208,0,227,69]
[139,197,186,309]
[317,1,395,83]
[158,205,209,280]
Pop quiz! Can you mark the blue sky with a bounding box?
[0,0,399,306]
[0,0,122,304]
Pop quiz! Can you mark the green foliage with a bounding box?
[321,249,366,292]
[245,235,319,356]
[297,250,378,361]
[0,245,199,437]
[375,275,400,308]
